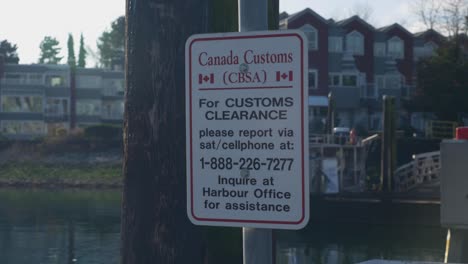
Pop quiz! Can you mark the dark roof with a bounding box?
[4,64,69,73]
[280,8,328,25]
[413,28,445,39]
[279,12,289,20]
[336,15,375,31]
[76,68,103,75]
[378,23,412,36]
[101,71,124,78]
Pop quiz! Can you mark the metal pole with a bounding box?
[239,1,273,264]
[239,0,268,32]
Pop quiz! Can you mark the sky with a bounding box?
[0,0,422,65]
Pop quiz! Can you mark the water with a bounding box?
[0,189,120,264]
[0,189,446,264]
[275,224,446,263]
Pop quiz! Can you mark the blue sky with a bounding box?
[0,0,420,64]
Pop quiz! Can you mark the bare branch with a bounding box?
[347,1,374,23]
[411,0,442,30]
[440,0,467,36]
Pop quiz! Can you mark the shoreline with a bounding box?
[0,181,122,189]
[0,161,122,189]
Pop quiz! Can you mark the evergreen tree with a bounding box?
[78,34,87,68]
[67,34,76,68]
[0,40,20,64]
[38,36,63,64]
[411,40,468,121]
[97,16,124,68]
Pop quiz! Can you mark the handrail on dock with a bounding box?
[394,151,441,192]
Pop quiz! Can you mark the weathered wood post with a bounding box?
[381,95,396,192]
[325,92,335,137]
[121,0,210,263]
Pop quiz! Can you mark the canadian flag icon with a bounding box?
[198,73,214,84]
[276,71,293,82]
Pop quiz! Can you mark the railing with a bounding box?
[309,134,361,146]
[102,86,124,97]
[394,151,441,192]
[101,113,123,120]
[426,120,458,139]
[1,78,44,86]
[359,84,415,99]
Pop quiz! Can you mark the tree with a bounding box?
[121,0,210,262]
[441,0,467,37]
[412,40,468,121]
[411,0,442,30]
[412,0,468,36]
[67,34,76,68]
[97,16,124,68]
[465,15,468,34]
[78,34,87,68]
[347,1,374,23]
[38,36,62,64]
[0,40,20,64]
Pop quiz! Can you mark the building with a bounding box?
[280,9,445,132]
[0,63,124,139]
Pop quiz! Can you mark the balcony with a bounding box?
[102,86,124,98]
[44,113,69,122]
[359,83,415,100]
[1,78,44,86]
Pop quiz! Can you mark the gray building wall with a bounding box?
[0,64,124,138]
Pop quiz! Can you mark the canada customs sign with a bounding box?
[186,31,309,229]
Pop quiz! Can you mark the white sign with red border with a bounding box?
[186,30,309,229]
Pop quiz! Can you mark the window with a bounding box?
[23,121,45,134]
[328,73,361,87]
[301,24,318,50]
[371,114,382,130]
[77,76,101,89]
[342,74,358,86]
[376,74,403,90]
[3,73,43,85]
[1,96,43,113]
[375,75,385,89]
[77,100,101,116]
[28,74,43,85]
[374,43,386,57]
[385,74,402,89]
[414,42,438,59]
[328,37,343,53]
[424,41,438,56]
[424,41,438,51]
[1,121,44,135]
[328,74,340,86]
[1,121,21,134]
[45,98,68,116]
[308,70,317,89]
[387,36,404,59]
[102,100,124,119]
[346,31,364,55]
[113,79,124,92]
[46,75,66,87]
[4,73,26,85]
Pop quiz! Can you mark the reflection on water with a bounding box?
[0,189,447,264]
[0,189,121,264]
[276,223,446,264]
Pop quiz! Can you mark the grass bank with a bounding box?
[0,162,122,188]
